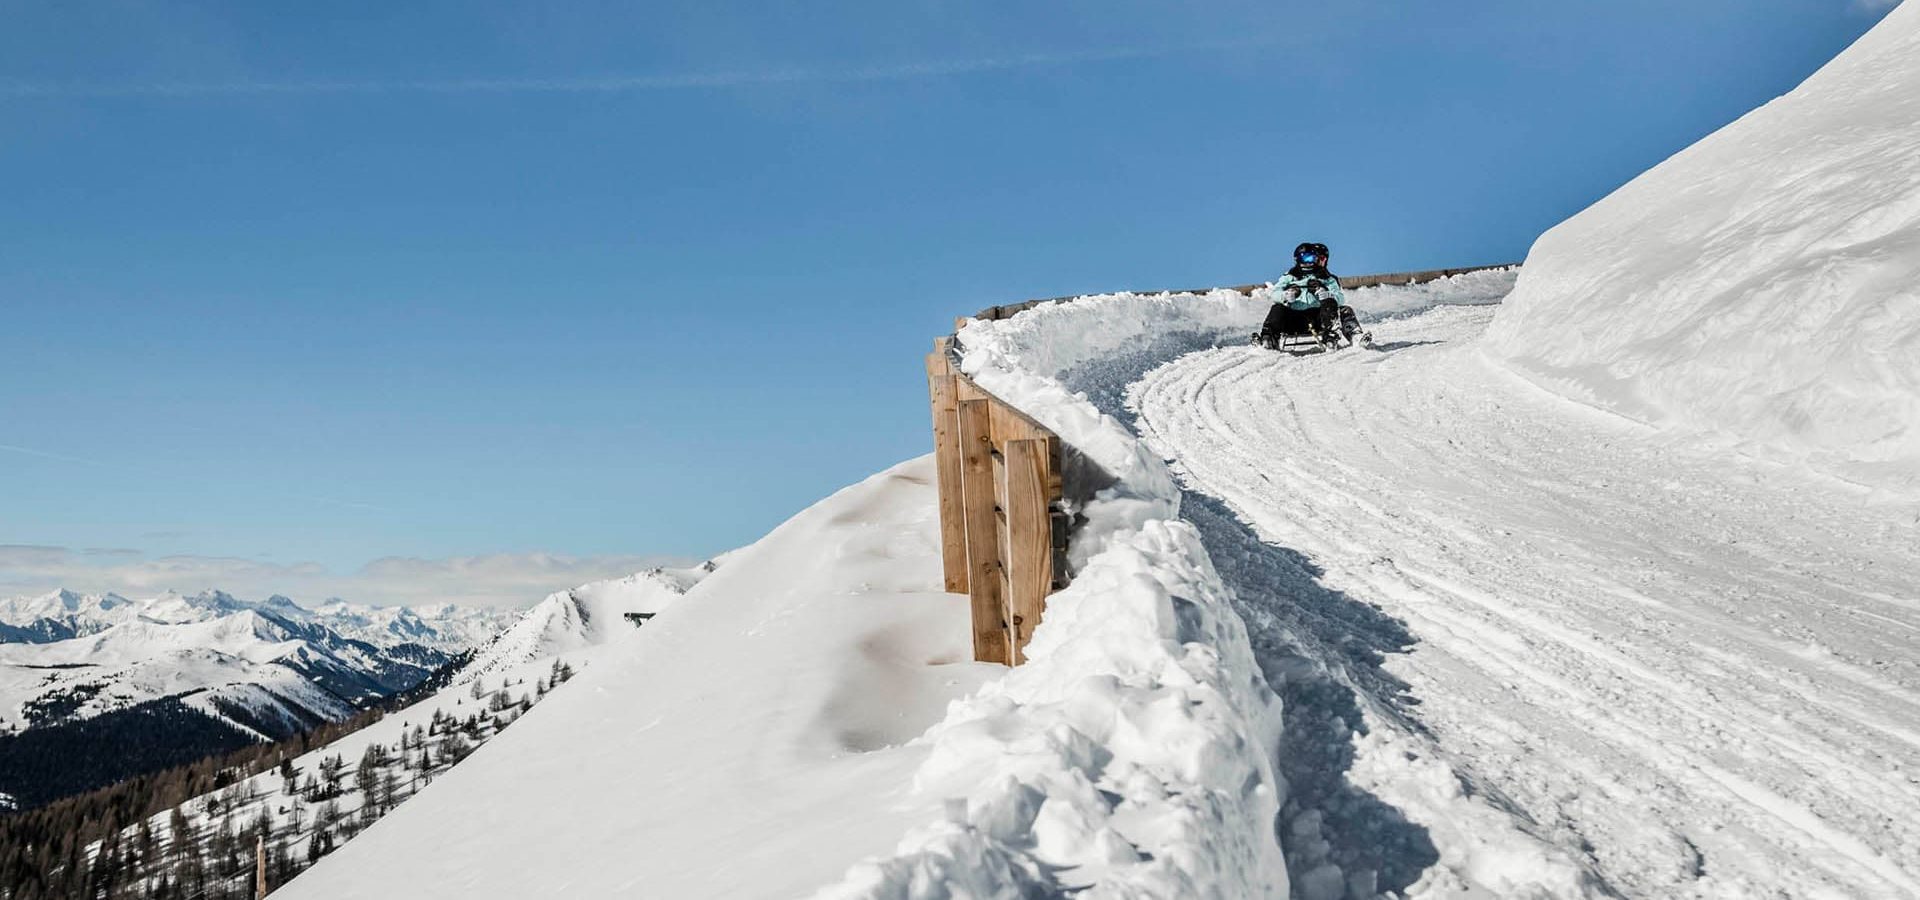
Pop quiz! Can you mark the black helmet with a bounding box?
[1293,242,1330,268]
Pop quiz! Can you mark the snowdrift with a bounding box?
[274,461,1000,899]
[815,297,1295,899]
[454,564,709,682]
[1483,3,1920,496]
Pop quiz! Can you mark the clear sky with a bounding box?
[0,0,1899,606]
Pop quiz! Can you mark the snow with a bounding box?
[0,610,366,731]
[1118,291,1920,896]
[275,431,1286,899]
[273,460,998,900]
[0,591,514,733]
[948,276,1580,898]
[301,598,514,653]
[1482,1,1920,499]
[95,650,587,898]
[0,587,514,652]
[455,564,711,682]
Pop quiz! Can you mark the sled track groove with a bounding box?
[1128,304,1920,898]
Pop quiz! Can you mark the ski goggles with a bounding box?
[1295,251,1322,265]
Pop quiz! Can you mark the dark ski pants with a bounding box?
[1261,301,1351,338]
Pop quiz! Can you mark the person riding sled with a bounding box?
[1257,242,1371,349]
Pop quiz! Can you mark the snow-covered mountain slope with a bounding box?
[1,608,413,735]
[455,564,713,682]
[82,647,594,899]
[1483,2,1920,498]
[275,447,1284,900]
[303,598,514,653]
[0,588,219,642]
[0,591,514,738]
[0,588,512,652]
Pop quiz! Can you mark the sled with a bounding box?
[1251,323,1349,354]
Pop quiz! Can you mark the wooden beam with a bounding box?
[926,351,968,593]
[1003,439,1052,665]
[956,398,1010,664]
[987,399,1053,447]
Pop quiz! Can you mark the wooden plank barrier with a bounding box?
[926,338,1063,666]
[925,355,969,594]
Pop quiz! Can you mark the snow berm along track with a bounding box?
[1122,283,1920,898]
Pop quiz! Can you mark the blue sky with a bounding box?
[0,1,1897,606]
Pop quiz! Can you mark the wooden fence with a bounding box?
[935,262,1518,665]
[925,338,1070,665]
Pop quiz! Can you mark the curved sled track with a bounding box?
[1128,304,1920,898]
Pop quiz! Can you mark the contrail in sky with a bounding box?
[0,37,1284,99]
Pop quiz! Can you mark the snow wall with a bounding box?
[817,289,1291,899]
[1483,3,1920,497]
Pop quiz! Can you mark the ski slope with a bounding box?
[1127,298,1920,898]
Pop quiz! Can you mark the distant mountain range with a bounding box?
[0,566,718,811]
[0,589,516,739]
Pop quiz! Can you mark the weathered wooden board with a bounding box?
[929,350,1069,665]
[925,347,968,593]
[956,397,1010,665]
[1003,438,1052,665]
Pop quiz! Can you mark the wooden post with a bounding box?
[1003,439,1053,665]
[956,398,1010,664]
[926,346,968,593]
[256,834,267,898]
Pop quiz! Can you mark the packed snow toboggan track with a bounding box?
[1122,301,1920,898]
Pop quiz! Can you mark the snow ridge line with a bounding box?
[968,263,1517,323]
[814,289,1288,898]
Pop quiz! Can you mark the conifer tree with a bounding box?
[136,816,157,881]
[317,754,345,799]
[169,805,194,864]
[442,731,472,763]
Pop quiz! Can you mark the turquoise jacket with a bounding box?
[1272,269,1346,311]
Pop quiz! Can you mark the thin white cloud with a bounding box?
[0,36,1283,99]
[0,545,689,609]
[3,443,398,515]
[0,443,102,466]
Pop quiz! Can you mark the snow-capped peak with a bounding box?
[0,586,522,742]
[457,564,716,682]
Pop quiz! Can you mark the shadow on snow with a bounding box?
[1180,490,1438,896]
[1058,327,1440,897]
